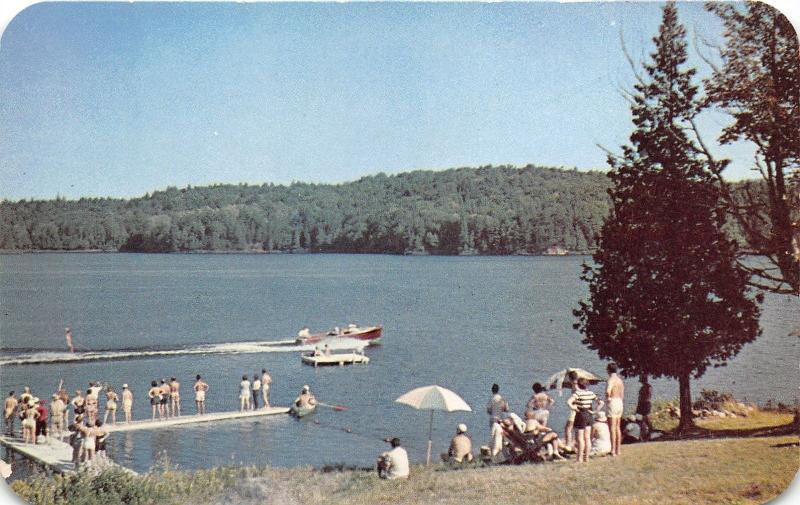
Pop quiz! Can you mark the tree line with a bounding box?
[1,165,617,255]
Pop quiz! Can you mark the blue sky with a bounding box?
[0,2,760,200]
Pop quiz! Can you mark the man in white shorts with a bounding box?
[606,362,624,457]
[194,375,209,415]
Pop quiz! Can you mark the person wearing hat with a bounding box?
[442,423,473,464]
[377,437,409,479]
[590,411,611,456]
[122,384,134,423]
[294,385,316,410]
[50,393,66,439]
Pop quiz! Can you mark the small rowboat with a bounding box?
[296,325,382,345]
[301,352,370,367]
[290,403,317,418]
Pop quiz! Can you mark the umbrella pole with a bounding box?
[426,410,434,465]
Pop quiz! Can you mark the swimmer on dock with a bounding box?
[170,377,181,417]
[194,375,209,415]
[122,384,133,423]
[159,380,171,419]
[148,381,162,421]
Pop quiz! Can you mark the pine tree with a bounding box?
[574,3,762,432]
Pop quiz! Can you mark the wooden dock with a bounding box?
[105,406,290,433]
[0,436,133,475]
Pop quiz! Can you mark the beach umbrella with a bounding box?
[547,368,603,395]
[395,385,472,465]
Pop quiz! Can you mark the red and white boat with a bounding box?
[295,325,382,345]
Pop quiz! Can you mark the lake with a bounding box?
[1,253,797,476]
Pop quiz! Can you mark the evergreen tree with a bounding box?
[574,3,761,432]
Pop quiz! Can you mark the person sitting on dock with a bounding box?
[240,375,252,412]
[169,377,181,417]
[194,375,209,415]
[4,391,17,437]
[261,369,272,408]
[50,394,65,439]
[251,374,261,410]
[149,381,162,421]
[294,385,316,409]
[377,438,409,479]
[103,386,119,426]
[122,384,133,423]
[590,411,611,457]
[441,423,473,464]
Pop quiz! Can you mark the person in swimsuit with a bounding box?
[122,384,134,423]
[148,381,162,421]
[159,380,171,419]
[19,387,32,406]
[50,394,65,439]
[606,362,625,457]
[251,374,261,410]
[169,377,181,417]
[85,388,99,425]
[71,390,85,422]
[567,378,604,463]
[4,392,17,437]
[261,369,272,408]
[21,400,39,444]
[194,375,209,415]
[56,381,70,427]
[82,421,96,463]
[525,382,555,427]
[103,386,118,426]
[65,327,74,353]
[239,375,251,412]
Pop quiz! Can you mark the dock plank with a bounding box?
[105,406,290,433]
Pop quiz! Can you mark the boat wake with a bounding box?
[0,338,368,366]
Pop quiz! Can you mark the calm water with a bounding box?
[1,253,797,476]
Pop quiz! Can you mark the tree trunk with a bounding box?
[677,371,695,434]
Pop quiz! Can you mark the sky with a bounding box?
[0,1,772,201]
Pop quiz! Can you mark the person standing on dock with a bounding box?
[50,394,65,439]
[85,388,99,425]
[251,374,261,410]
[194,375,209,415]
[103,386,118,426]
[35,398,49,444]
[239,375,252,412]
[71,390,85,422]
[261,369,272,408]
[4,391,18,437]
[65,327,74,353]
[159,379,171,419]
[169,377,181,417]
[148,381,162,421]
[68,415,85,470]
[122,384,133,423]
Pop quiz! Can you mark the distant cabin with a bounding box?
[543,245,568,256]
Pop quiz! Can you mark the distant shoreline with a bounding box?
[0,249,593,257]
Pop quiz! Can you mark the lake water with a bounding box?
[1,253,797,476]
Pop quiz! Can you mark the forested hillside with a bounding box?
[0,165,627,254]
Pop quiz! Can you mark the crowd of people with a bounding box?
[376,362,658,479]
[3,367,276,469]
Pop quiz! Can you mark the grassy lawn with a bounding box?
[10,435,799,505]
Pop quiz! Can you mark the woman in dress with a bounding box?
[103,386,118,426]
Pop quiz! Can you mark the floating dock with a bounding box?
[0,436,132,475]
[301,352,370,367]
[106,406,290,433]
